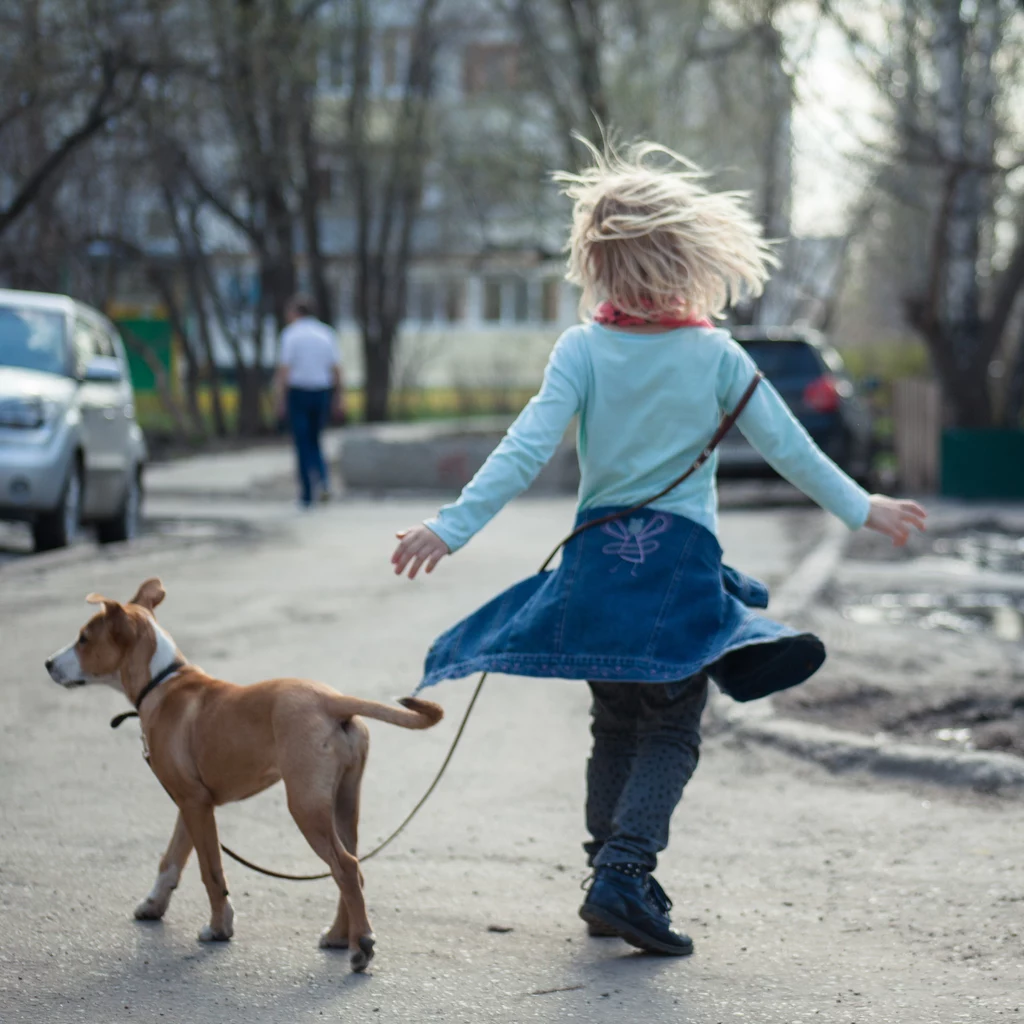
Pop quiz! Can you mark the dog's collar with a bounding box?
[110,659,185,729]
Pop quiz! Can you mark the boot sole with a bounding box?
[579,904,694,956]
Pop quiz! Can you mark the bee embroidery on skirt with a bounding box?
[600,515,672,575]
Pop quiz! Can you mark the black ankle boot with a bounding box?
[579,865,693,955]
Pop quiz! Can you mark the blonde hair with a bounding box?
[553,135,777,321]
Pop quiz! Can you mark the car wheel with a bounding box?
[32,461,82,552]
[96,467,142,545]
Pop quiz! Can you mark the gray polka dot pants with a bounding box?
[584,674,708,872]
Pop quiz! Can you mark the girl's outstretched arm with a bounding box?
[719,338,927,545]
[391,331,585,579]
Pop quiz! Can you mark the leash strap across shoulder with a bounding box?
[142,373,762,882]
[539,370,763,570]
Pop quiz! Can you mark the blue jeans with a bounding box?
[584,675,708,871]
[287,387,332,505]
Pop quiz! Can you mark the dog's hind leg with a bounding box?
[286,780,375,972]
[135,811,193,921]
[179,799,235,942]
[319,764,365,950]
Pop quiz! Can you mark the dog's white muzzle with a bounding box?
[45,643,86,687]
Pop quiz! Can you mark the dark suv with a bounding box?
[717,327,873,485]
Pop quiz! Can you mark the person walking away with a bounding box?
[274,295,345,506]
[388,137,927,958]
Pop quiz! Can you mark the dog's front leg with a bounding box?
[135,811,193,921]
[180,799,235,942]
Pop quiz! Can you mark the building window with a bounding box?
[481,276,532,323]
[512,278,529,322]
[444,280,465,322]
[321,28,347,89]
[313,166,333,202]
[463,43,519,95]
[406,278,465,323]
[483,277,503,321]
[381,28,410,89]
[334,272,352,323]
[408,279,431,322]
[542,278,561,322]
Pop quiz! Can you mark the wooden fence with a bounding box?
[892,377,941,492]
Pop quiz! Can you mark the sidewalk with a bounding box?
[144,429,345,500]
[143,418,515,500]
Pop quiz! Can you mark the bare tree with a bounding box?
[347,0,443,422]
[825,0,1024,428]
[135,0,335,434]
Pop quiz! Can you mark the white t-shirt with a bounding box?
[279,317,341,390]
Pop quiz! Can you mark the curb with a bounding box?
[711,516,1024,795]
[718,703,1024,794]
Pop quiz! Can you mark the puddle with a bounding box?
[146,520,228,540]
[843,591,1024,641]
[908,702,1024,756]
[142,518,257,544]
[850,523,1024,573]
[930,529,1024,574]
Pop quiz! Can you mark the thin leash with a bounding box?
[162,372,763,883]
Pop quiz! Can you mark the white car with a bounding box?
[0,289,146,551]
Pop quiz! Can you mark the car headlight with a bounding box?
[0,396,65,430]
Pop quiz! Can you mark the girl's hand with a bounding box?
[864,495,927,547]
[392,525,450,579]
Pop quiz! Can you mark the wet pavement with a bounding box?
[776,506,1024,760]
[843,590,1024,643]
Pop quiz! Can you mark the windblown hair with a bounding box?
[554,135,777,321]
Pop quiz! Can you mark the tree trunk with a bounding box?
[945,360,994,429]
[119,326,191,445]
[750,23,792,326]
[144,265,206,438]
[363,332,394,423]
[298,94,333,323]
[927,2,992,427]
[236,364,266,436]
[1001,321,1024,429]
[162,187,228,436]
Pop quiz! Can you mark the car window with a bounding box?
[93,322,117,358]
[72,318,114,372]
[0,306,69,376]
[737,340,824,382]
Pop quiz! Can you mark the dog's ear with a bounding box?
[128,578,166,611]
[86,595,134,647]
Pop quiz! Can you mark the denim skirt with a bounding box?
[418,506,825,702]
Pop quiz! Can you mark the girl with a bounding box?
[391,139,926,957]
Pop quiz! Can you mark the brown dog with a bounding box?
[44,577,443,972]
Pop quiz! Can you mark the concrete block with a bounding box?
[337,419,580,495]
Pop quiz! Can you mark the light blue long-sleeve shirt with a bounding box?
[425,324,871,552]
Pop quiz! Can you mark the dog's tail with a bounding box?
[328,694,444,730]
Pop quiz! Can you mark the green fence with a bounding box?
[941,429,1024,499]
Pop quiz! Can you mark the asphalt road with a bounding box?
[1,496,1021,1023]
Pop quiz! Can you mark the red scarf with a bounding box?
[593,300,712,329]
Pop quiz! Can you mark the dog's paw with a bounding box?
[197,899,234,942]
[134,897,168,921]
[350,934,375,973]
[318,928,349,950]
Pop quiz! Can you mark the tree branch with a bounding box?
[0,53,147,239]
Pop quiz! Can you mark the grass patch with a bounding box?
[135,385,536,441]
[837,338,932,385]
